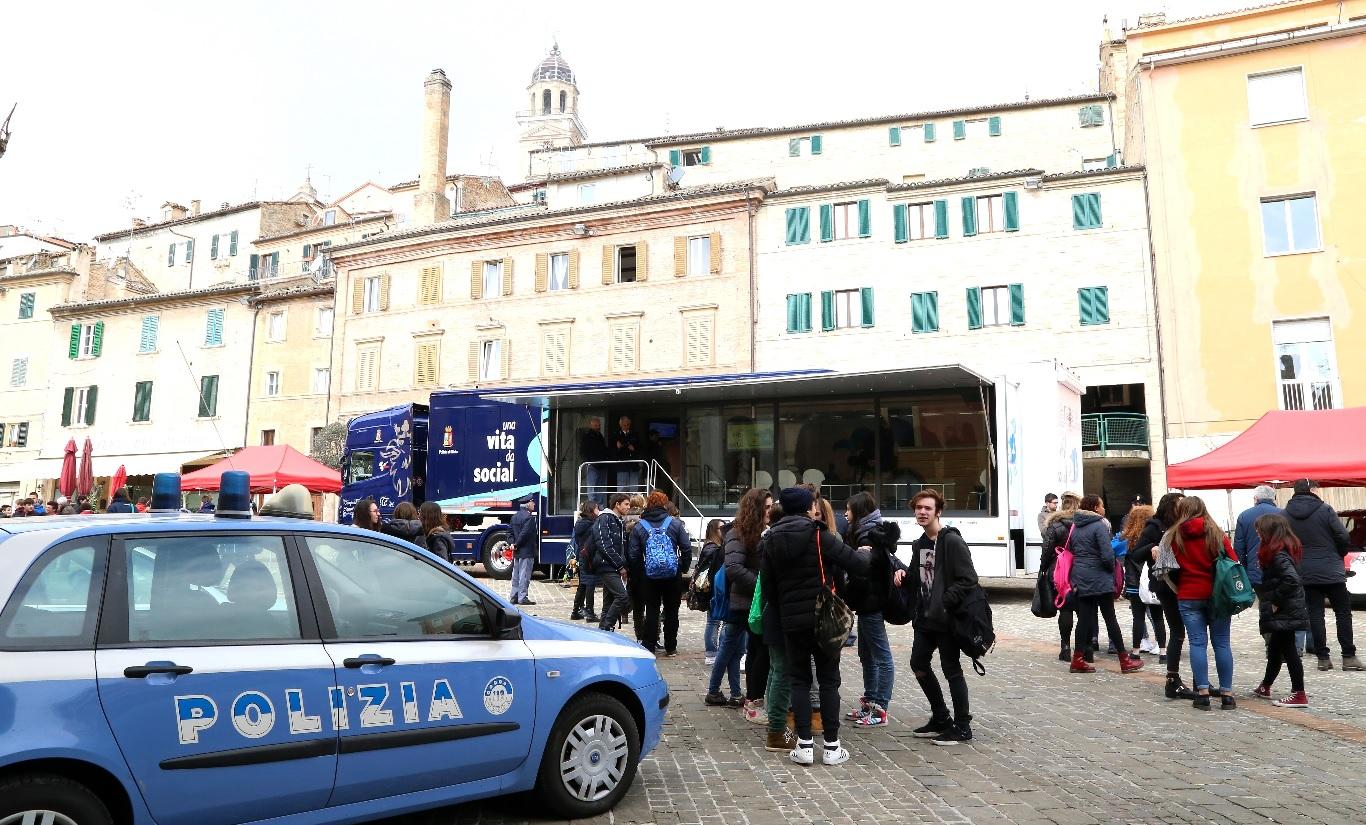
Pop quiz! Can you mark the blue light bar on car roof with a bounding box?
[150,473,182,513]
[216,471,252,519]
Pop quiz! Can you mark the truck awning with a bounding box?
[481,366,991,409]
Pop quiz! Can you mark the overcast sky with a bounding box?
[0,0,1236,240]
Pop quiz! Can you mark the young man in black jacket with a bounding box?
[593,493,633,632]
[895,489,979,745]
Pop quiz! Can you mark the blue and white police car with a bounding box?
[0,473,667,825]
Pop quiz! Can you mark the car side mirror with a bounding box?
[494,604,523,640]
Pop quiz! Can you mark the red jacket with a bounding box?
[1173,517,1237,600]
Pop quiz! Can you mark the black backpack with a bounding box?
[951,586,996,675]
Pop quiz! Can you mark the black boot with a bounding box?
[1165,673,1198,700]
[1058,644,1071,663]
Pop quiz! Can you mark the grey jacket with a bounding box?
[1068,510,1116,599]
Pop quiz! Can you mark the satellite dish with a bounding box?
[666,165,685,188]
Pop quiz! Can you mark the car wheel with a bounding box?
[534,693,640,819]
[481,531,514,580]
[0,775,113,825]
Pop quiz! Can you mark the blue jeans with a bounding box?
[857,613,895,709]
[510,556,534,603]
[707,619,747,697]
[704,616,722,655]
[1179,599,1233,692]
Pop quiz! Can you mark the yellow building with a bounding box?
[1106,0,1366,512]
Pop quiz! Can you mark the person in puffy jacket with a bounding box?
[1129,493,1197,699]
[382,501,424,544]
[418,502,454,563]
[1041,493,1081,662]
[1251,513,1312,707]
[705,488,771,708]
[106,487,136,514]
[1283,479,1359,671]
[627,490,692,657]
[843,491,894,729]
[1166,495,1239,709]
[592,494,632,632]
[1068,495,1143,675]
[1120,504,1163,658]
[570,500,601,622]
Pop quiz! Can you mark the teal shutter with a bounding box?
[988,116,1002,136]
[1003,191,1019,232]
[205,308,224,345]
[133,381,152,422]
[1106,153,1118,168]
[819,204,835,242]
[893,204,909,243]
[789,138,801,157]
[966,288,983,330]
[61,387,73,426]
[249,253,260,279]
[139,315,158,352]
[961,197,977,236]
[302,243,312,259]
[859,287,874,328]
[952,120,966,140]
[669,149,682,166]
[84,386,98,425]
[1072,194,1087,229]
[856,199,871,238]
[820,290,835,332]
[199,375,219,417]
[1079,287,1095,325]
[800,293,812,332]
[270,251,280,274]
[185,239,194,262]
[1073,194,1102,229]
[91,321,104,358]
[923,122,936,142]
[210,234,219,259]
[18,292,35,318]
[786,294,801,333]
[1009,283,1025,326]
[933,200,949,238]
[1093,286,1109,324]
[167,243,175,266]
[911,293,925,332]
[229,230,239,256]
[699,146,711,164]
[888,126,901,146]
[924,292,939,332]
[1090,193,1102,226]
[785,207,811,245]
[68,324,80,359]
[810,135,822,155]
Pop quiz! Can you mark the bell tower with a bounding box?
[517,44,586,176]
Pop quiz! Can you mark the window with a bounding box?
[124,535,299,643]
[909,201,938,241]
[821,201,870,242]
[18,292,35,319]
[204,308,225,346]
[1078,105,1105,127]
[346,451,375,485]
[787,135,823,156]
[541,88,553,114]
[312,367,330,395]
[167,243,175,267]
[1082,157,1109,171]
[418,265,442,305]
[1072,193,1103,229]
[976,194,1006,233]
[1078,286,1110,325]
[548,252,569,291]
[478,339,503,381]
[139,315,159,352]
[265,371,281,397]
[680,148,707,166]
[323,209,337,226]
[967,284,1024,329]
[825,288,873,330]
[210,231,240,259]
[609,323,639,373]
[1248,68,1307,126]
[355,345,379,391]
[1273,317,1339,411]
[1261,195,1320,255]
[78,323,99,358]
[10,357,27,387]
[684,314,714,367]
[198,375,219,417]
[132,380,153,422]
[3,421,29,448]
[62,385,98,426]
[266,311,286,342]
[482,260,503,297]
[315,306,333,336]
[542,326,569,377]
[0,540,102,647]
[784,207,811,245]
[304,536,489,638]
[184,239,194,263]
[532,188,547,204]
[785,293,813,334]
[310,427,323,450]
[962,192,1018,235]
[363,275,382,313]
[686,236,711,277]
[578,184,596,204]
[414,341,439,387]
[894,201,948,243]
[251,251,279,280]
[911,292,939,333]
[260,429,275,446]
[559,90,567,113]
[616,246,637,284]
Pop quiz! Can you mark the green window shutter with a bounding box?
[1009,283,1025,326]
[819,204,835,242]
[893,204,909,243]
[85,386,98,425]
[699,146,711,164]
[784,208,805,245]
[249,253,260,279]
[966,288,983,330]
[820,290,835,332]
[185,239,194,262]
[923,122,936,142]
[810,135,822,155]
[1078,287,1095,325]
[1072,194,1087,229]
[796,206,810,243]
[68,324,80,359]
[888,126,901,147]
[229,230,239,256]
[988,116,1002,136]
[1094,286,1110,324]
[961,197,977,236]
[139,315,158,352]
[91,321,104,358]
[210,234,219,259]
[302,243,312,259]
[911,293,926,332]
[205,308,224,345]
[859,287,874,328]
[1003,191,1019,232]
[270,251,280,273]
[167,243,175,266]
[199,375,219,417]
[1073,194,1102,229]
[952,120,966,140]
[786,294,801,333]
[857,199,871,238]
[1106,153,1117,168]
[19,292,35,318]
[924,291,939,332]
[789,138,801,157]
[61,387,73,426]
[133,381,152,422]
[669,149,682,166]
[801,293,812,332]
[934,199,949,238]
[1090,193,1102,226]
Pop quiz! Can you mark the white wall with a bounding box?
[94,209,267,293]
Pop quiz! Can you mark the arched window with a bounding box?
[542,89,552,115]
[559,91,567,113]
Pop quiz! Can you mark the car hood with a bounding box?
[518,613,646,650]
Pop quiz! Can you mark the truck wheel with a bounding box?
[533,693,640,819]
[0,774,113,825]
[481,531,514,580]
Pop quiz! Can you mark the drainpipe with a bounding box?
[243,297,261,448]
[746,192,759,373]
[1141,172,1171,485]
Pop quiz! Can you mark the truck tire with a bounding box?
[481,530,514,580]
[0,774,114,825]
[533,693,640,819]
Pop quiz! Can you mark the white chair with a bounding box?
[753,470,773,490]
[801,468,826,487]
[778,469,797,489]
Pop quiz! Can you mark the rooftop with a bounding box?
[531,44,575,85]
[508,163,663,191]
[50,281,258,315]
[93,201,279,242]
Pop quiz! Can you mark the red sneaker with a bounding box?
[1272,691,1308,708]
[1251,684,1272,700]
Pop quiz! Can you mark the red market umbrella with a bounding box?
[180,445,342,493]
[58,438,77,498]
[109,464,128,498]
[77,437,94,498]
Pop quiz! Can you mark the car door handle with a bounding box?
[124,664,194,678]
[342,656,396,668]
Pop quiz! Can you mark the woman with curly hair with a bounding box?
[1121,504,1163,659]
[705,487,772,707]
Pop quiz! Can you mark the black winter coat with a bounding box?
[903,526,978,631]
[573,517,599,584]
[1126,517,1167,591]
[724,526,759,614]
[591,511,628,573]
[382,518,424,545]
[1041,511,1077,571]
[845,520,900,615]
[758,514,869,634]
[510,508,539,560]
[425,528,454,562]
[1258,550,1310,634]
[1284,493,1350,585]
[1068,510,1116,599]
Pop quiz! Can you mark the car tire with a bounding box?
[0,774,114,825]
[481,530,514,580]
[533,693,641,819]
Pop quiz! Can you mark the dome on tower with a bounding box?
[531,44,575,85]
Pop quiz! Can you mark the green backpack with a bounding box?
[1211,545,1255,618]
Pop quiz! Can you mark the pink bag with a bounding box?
[1052,524,1076,610]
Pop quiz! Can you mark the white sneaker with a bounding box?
[740,654,747,673]
[821,740,850,765]
[743,700,765,725]
[790,738,814,766]
[1140,637,1159,654]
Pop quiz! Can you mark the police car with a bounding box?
[0,472,667,825]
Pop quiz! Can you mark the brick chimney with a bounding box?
[412,68,452,226]
[190,199,201,217]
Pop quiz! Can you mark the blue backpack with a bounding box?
[643,516,679,579]
[710,564,729,621]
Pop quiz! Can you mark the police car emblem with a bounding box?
[483,676,514,716]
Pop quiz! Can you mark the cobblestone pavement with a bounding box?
[399,573,1366,825]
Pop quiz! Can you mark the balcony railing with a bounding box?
[1081,413,1149,452]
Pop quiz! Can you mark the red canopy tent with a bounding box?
[1168,407,1366,490]
[180,445,342,493]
